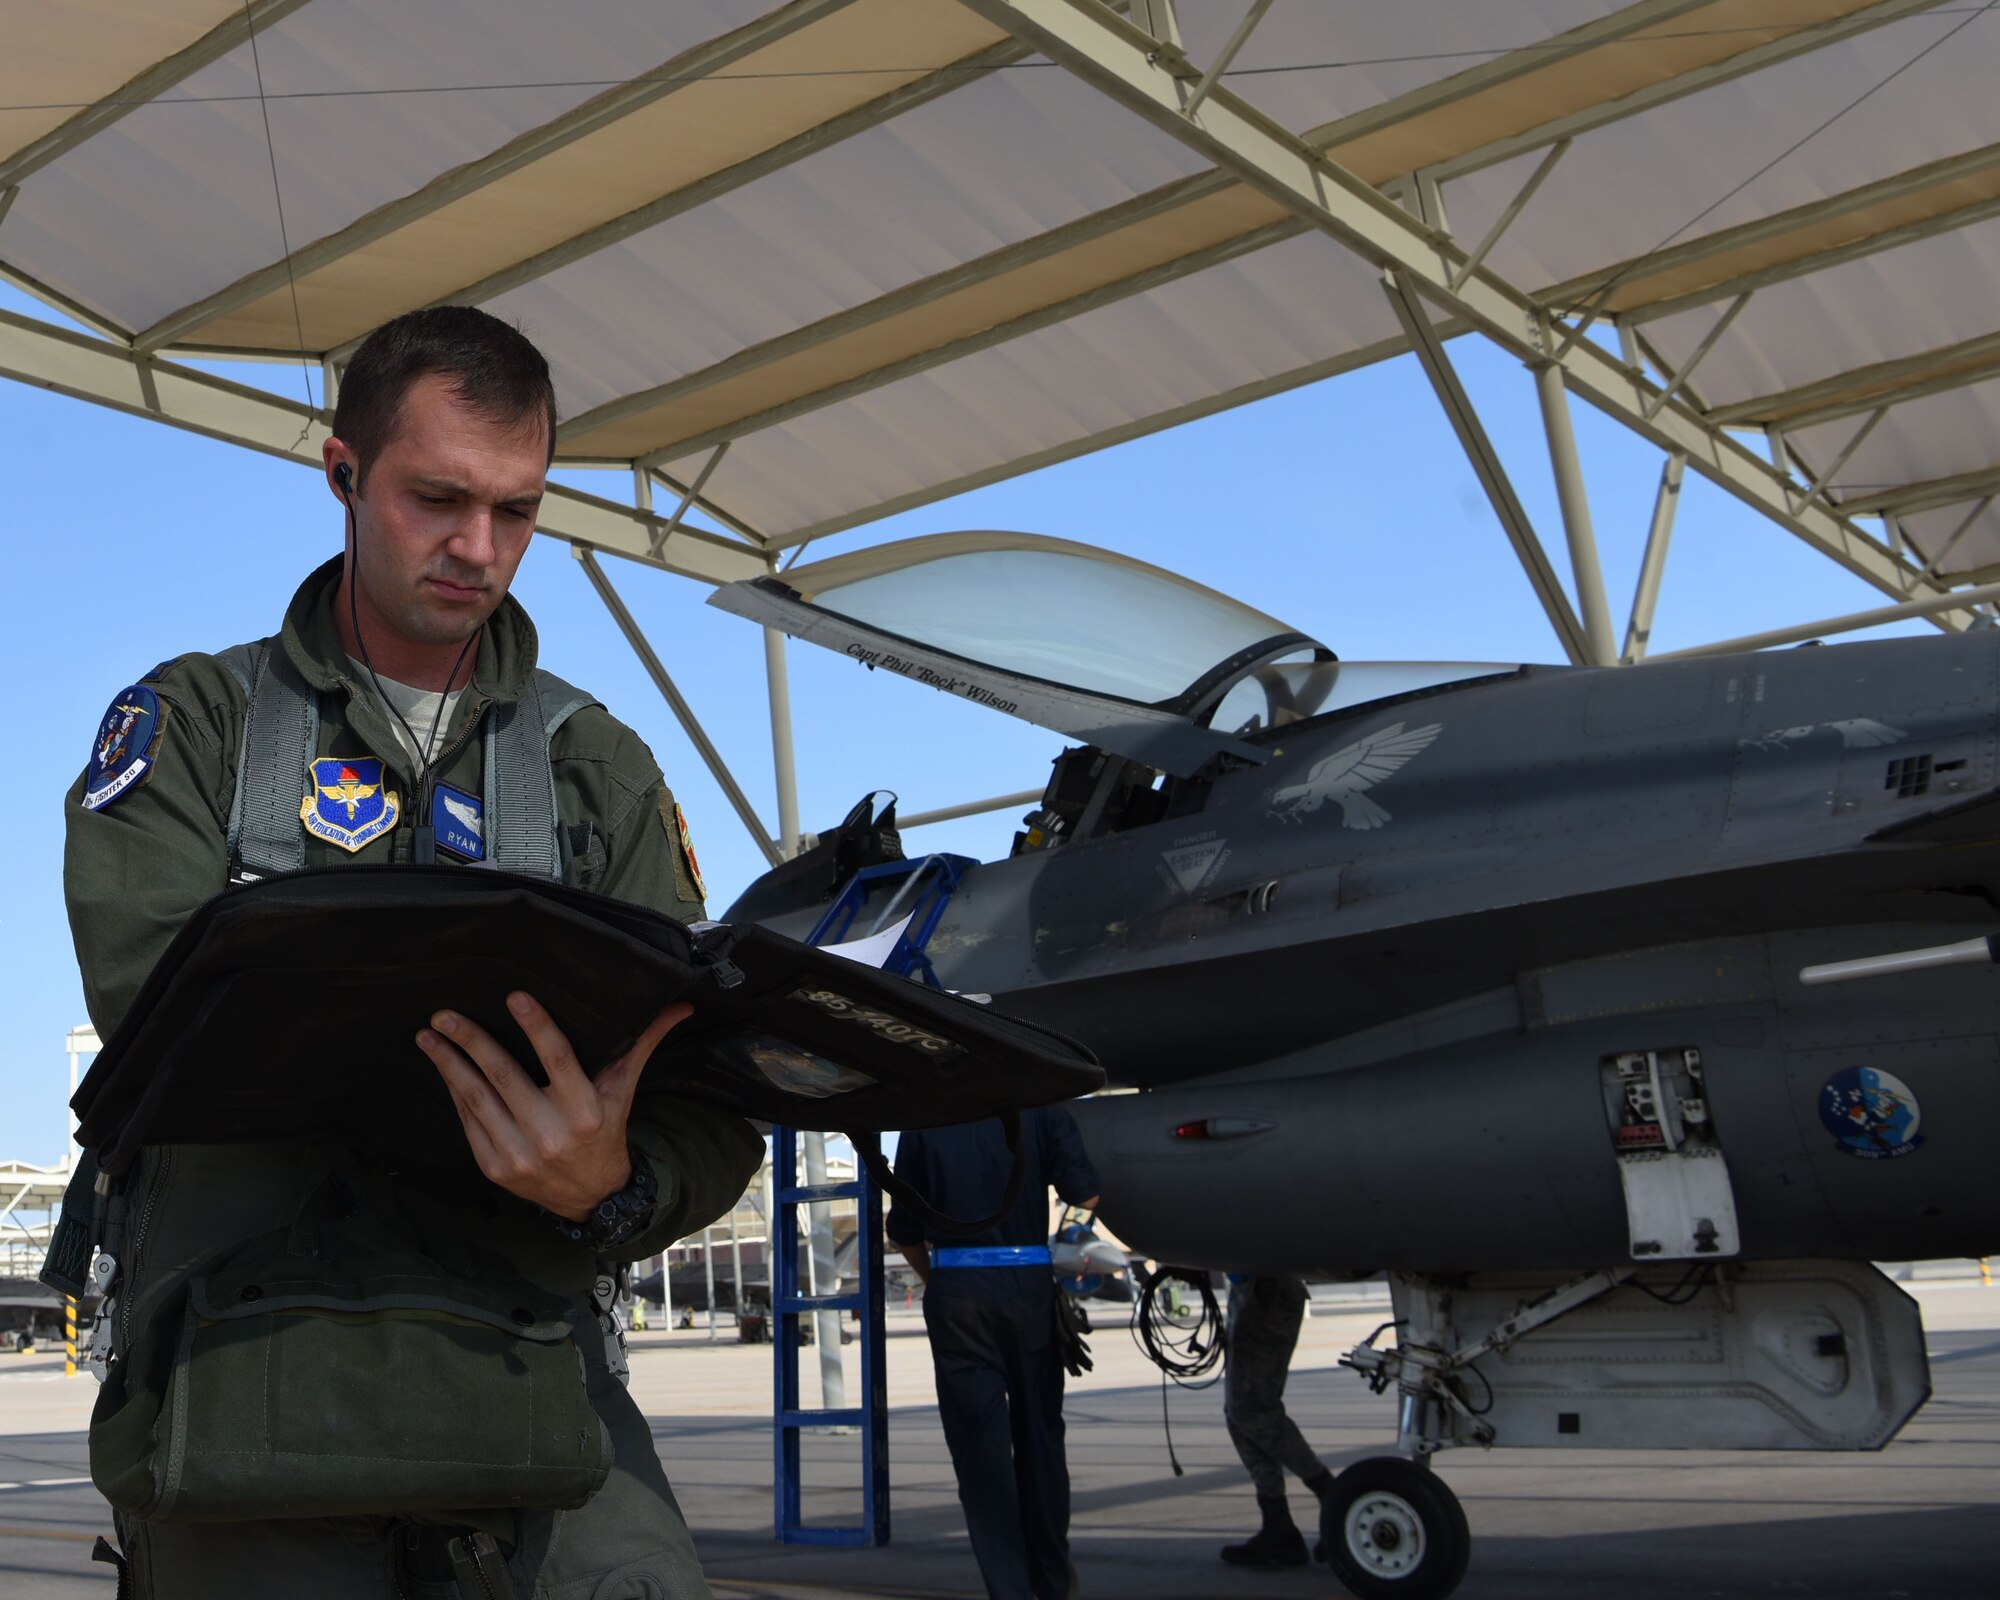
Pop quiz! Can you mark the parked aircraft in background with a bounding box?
[717,531,2000,1599]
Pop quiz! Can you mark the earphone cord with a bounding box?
[342,486,478,848]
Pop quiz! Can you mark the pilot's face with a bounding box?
[338,373,547,648]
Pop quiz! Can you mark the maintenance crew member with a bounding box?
[1219,1274,1335,1567]
[63,307,763,1598]
[887,1107,1100,1600]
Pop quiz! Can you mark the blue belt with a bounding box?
[932,1246,1052,1268]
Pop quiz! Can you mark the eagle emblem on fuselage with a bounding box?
[1267,721,1442,829]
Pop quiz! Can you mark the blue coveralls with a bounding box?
[886,1109,1101,1600]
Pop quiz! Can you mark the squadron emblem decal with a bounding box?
[1267,721,1441,829]
[83,684,162,811]
[301,757,401,852]
[1819,1066,1926,1160]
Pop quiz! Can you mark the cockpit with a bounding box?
[709,532,1520,849]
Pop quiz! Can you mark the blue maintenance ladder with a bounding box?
[771,853,976,1546]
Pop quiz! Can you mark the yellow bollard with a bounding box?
[65,1296,76,1377]
[1982,1257,1992,1289]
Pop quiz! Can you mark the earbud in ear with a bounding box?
[334,462,354,494]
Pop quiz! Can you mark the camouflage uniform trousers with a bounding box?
[1223,1276,1324,1499]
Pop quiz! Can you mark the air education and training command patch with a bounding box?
[83,685,162,811]
[301,756,401,853]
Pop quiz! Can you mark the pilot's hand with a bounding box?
[416,992,691,1220]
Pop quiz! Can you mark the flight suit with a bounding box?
[1220,1275,1332,1566]
[886,1109,1099,1600]
[64,556,764,1598]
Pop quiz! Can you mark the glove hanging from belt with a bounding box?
[1054,1290,1094,1379]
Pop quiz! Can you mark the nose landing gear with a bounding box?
[1320,1455,1469,1600]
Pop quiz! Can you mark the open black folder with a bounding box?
[72,867,1101,1193]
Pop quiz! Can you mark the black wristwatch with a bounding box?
[545,1151,658,1249]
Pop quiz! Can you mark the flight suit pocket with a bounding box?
[91,1217,613,1523]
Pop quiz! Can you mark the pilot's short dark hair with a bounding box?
[333,306,557,491]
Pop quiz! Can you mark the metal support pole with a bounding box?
[1534,361,1617,665]
[661,1249,673,1328]
[1452,139,1569,289]
[1623,451,1686,663]
[1132,0,1181,49]
[1643,292,1751,419]
[899,788,1043,830]
[763,626,801,860]
[703,1227,717,1341]
[1381,271,1590,664]
[64,1296,75,1377]
[1617,319,1643,373]
[1183,0,1276,118]
[762,1145,777,1318]
[574,546,782,867]
[803,1133,847,1411]
[1645,576,2000,662]
[730,1195,746,1331]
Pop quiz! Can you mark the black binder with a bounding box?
[72,867,1100,1192]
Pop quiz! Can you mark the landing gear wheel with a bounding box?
[1320,1456,1470,1600]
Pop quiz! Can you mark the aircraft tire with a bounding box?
[1320,1456,1470,1600]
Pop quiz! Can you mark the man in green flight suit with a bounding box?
[64,307,764,1597]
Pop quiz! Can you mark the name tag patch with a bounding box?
[83,685,161,811]
[432,783,485,861]
[301,757,400,852]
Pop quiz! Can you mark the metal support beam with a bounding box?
[956,0,1952,624]
[1622,451,1686,663]
[1381,272,1590,665]
[132,0,861,354]
[763,628,802,861]
[580,214,1302,464]
[1452,140,1570,290]
[350,33,1038,357]
[1711,329,2000,431]
[1642,293,1751,420]
[1545,138,2000,316]
[1795,407,1887,516]
[1922,495,1995,579]
[1645,577,2000,662]
[1534,361,1618,665]
[1624,191,2000,327]
[1183,0,1276,118]
[573,547,782,868]
[1841,464,2000,519]
[0,0,315,190]
[1425,0,1955,184]
[650,443,730,557]
[899,789,1043,830]
[0,308,764,584]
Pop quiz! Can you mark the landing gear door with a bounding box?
[1601,1048,1741,1260]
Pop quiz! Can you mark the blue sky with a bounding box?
[0,280,1932,1164]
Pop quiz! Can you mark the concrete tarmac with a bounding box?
[2,1278,1995,1599]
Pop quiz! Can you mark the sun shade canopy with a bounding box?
[5,0,2000,613]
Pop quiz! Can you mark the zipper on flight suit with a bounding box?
[116,1147,172,1352]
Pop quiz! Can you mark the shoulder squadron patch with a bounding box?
[83,685,162,811]
[301,757,401,852]
[658,791,707,904]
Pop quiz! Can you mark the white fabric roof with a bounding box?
[4,0,1998,580]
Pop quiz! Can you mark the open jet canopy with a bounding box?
[709,531,1523,776]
